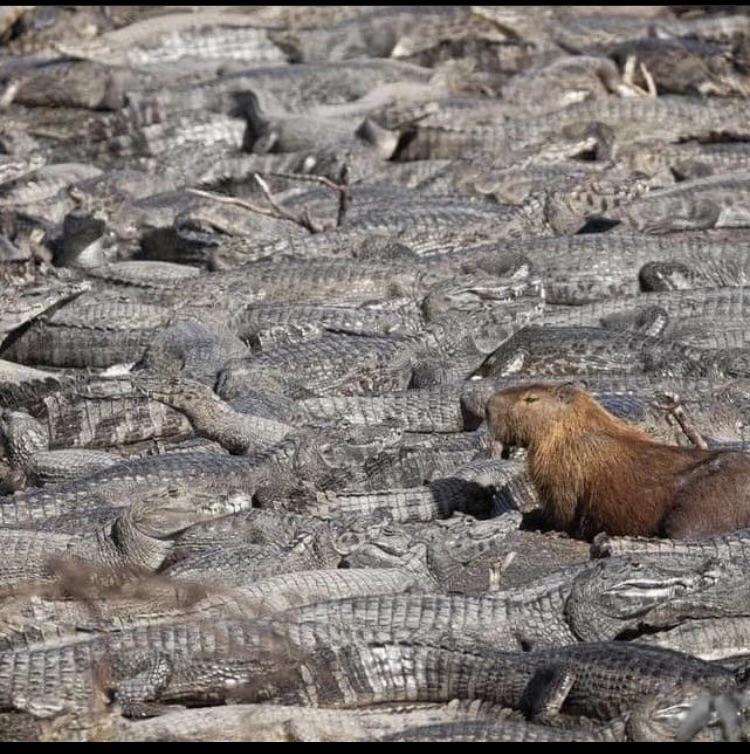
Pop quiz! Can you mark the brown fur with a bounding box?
[485,382,750,540]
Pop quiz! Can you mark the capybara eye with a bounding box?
[525,395,538,403]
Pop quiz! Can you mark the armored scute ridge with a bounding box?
[1,4,750,743]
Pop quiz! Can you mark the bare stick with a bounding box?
[186,188,282,220]
[252,173,322,233]
[652,393,708,449]
[336,164,350,227]
[623,54,637,89]
[670,405,709,450]
[639,62,657,97]
[0,79,20,109]
[264,166,350,227]
[187,186,322,234]
[265,171,344,192]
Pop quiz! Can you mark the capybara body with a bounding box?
[485,382,750,540]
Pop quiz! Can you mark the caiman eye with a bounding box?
[524,395,538,403]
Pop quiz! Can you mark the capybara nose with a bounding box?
[485,397,504,434]
[485,393,507,419]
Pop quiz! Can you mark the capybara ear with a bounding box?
[555,381,584,403]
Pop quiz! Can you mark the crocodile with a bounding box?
[0,164,103,211]
[219,302,544,400]
[618,141,750,182]
[0,409,119,487]
[439,235,750,306]
[592,529,750,561]
[478,325,750,381]
[564,555,746,642]
[393,96,750,161]
[635,617,750,664]
[0,439,290,528]
[0,615,738,721]
[0,360,74,412]
[34,701,522,742]
[40,377,194,450]
[9,60,149,112]
[137,629,741,726]
[295,385,477,433]
[161,510,413,584]
[0,485,252,594]
[133,319,250,385]
[124,58,435,120]
[112,249,538,311]
[264,7,490,64]
[0,280,91,346]
[604,172,750,234]
[378,718,625,742]
[608,35,745,97]
[0,566,430,650]
[541,287,750,351]
[307,458,533,523]
[1,300,181,369]
[55,12,288,69]
[284,553,727,648]
[285,570,580,651]
[5,5,750,740]
[0,423,430,528]
[60,700,522,742]
[235,301,424,344]
[129,375,294,454]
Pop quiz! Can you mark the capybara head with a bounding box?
[485,382,585,450]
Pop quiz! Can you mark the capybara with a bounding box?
[485,381,750,540]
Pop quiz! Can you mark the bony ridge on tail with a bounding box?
[485,381,750,541]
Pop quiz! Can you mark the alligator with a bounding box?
[5,5,750,741]
[0,424,429,527]
[540,283,750,351]
[285,551,732,645]
[0,409,119,487]
[0,280,91,345]
[32,701,524,742]
[0,485,252,593]
[377,718,625,742]
[636,618,750,663]
[0,360,75,412]
[446,235,750,305]
[592,529,750,561]
[39,377,194,450]
[0,565,431,651]
[477,325,750,381]
[0,614,739,723]
[219,302,544,400]
[604,172,750,234]
[394,96,750,161]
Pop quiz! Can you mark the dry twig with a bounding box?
[186,186,321,233]
[252,173,323,233]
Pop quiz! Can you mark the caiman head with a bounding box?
[127,485,254,541]
[565,555,728,642]
[0,409,49,464]
[420,270,541,322]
